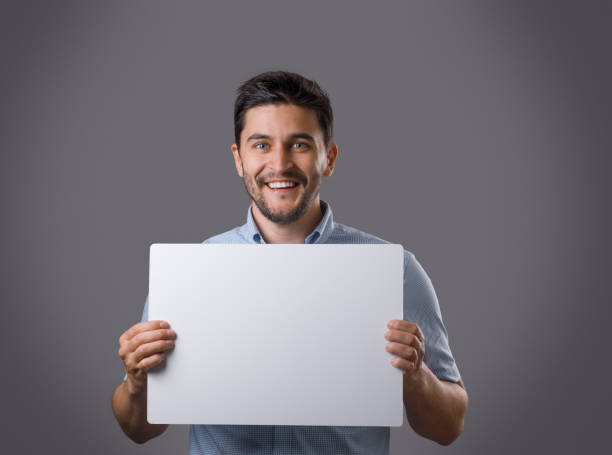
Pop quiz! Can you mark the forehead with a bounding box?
[242,104,323,139]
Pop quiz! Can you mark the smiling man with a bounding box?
[233,102,336,244]
[112,71,468,454]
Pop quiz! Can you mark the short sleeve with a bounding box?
[403,251,461,383]
[140,295,150,322]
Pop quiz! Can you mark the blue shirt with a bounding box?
[138,200,461,454]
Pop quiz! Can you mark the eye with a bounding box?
[254,143,268,150]
[292,142,309,150]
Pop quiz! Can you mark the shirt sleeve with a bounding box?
[140,295,150,322]
[403,251,461,383]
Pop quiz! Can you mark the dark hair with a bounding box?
[234,71,333,148]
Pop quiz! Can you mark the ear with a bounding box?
[231,144,244,177]
[323,143,338,177]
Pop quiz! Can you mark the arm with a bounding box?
[111,320,177,444]
[386,319,468,445]
[402,366,467,445]
[112,376,169,444]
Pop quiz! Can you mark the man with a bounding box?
[112,71,468,453]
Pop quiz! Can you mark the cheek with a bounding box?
[242,162,265,186]
[241,157,263,178]
[311,158,327,179]
[315,152,328,173]
[299,154,325,175]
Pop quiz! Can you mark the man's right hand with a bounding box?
[118,320,177,395]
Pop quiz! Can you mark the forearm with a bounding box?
[111,379,168,444]
[402,363,468,445]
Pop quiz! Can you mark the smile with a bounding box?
[265,181,299,189]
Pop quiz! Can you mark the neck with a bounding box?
[251,196,324,244]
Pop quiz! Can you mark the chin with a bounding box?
[258,202,305,225]
[267,210,302,225]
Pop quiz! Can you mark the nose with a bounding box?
[267,144,293,172]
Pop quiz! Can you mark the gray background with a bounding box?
[1,1,610,453]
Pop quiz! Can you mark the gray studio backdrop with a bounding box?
[1,1,610,454]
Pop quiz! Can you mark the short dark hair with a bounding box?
[234,71,333,149]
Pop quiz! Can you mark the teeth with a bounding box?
[267,181,297,189]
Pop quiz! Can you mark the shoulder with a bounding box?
[329,222,417,262]
[328,222,390,244]
[202,225,249,244]
[402,250,430,282]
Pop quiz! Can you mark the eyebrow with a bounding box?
[246,133,316,143]
[289,133,316,142]
[246,133,271,142]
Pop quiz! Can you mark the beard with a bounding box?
[241,167,320,225]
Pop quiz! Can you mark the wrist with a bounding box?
[403,362,430,389]
[125,375,147,396]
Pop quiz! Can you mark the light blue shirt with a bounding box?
[137,200,461,454]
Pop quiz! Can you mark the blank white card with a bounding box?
[147,243,404,426]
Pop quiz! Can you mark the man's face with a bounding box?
[231,104,337,225]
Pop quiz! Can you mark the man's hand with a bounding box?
[118,320,177,394]
[384,318,467,445]
[112,320,176,443]
[384,319,425,374]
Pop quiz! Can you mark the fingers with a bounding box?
[119,320,170,344]
[387,319,424,343]
[118,320,177,380]
[385,341,418,361]
[137,353,168,372]
[387,347,420,372]
[132,339,175,363]
[118,327,176,359]
[385,319,425,372]
[385,328,421,347]
[390,356,417,372]
[126,328,176,354]
[124,338,175,375]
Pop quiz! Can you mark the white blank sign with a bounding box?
[148,243,404,426]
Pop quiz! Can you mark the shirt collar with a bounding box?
[240,200,334,244]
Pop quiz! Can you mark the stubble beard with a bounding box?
[242,168,320,226]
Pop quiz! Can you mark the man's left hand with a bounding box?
[385,319,425,374]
